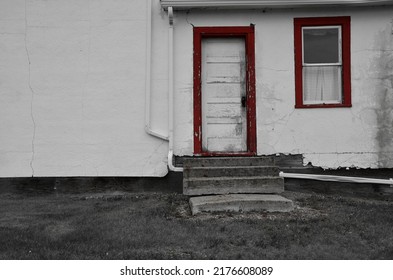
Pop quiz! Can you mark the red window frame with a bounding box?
[294,16,351,108]
[193,26,257,156]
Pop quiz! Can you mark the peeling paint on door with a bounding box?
[201,37,247,152]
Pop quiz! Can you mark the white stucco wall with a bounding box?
[0,0,169,177]
[172,6,393,169]
[2,1,393,178]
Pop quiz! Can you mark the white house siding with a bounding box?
[2,1,393,178]
[172,6,393,169]
[0,0,169,177]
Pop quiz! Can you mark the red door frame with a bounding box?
[193,26,257,156]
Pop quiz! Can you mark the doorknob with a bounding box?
[241,96,247,107]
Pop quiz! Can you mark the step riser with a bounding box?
[183,157,275,168]
[184,177,284,196]
[184,166,280,178]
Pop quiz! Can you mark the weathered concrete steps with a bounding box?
[183,157,294,215]
[183,157,284,196]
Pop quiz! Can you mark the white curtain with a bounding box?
[303,66,342,104]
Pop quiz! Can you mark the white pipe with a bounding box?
[145,0,169,141]
[167,7,183,172]
[279,171,393,187]
[168,150,183,172]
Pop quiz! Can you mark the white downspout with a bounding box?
[279,172,393,187]
[145,0,169,140]
[167,7,183,172]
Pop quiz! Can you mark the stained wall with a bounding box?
[1,1,393,178]
[172,6,393,168]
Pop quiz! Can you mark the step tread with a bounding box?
[189,194,294,215]
[190,194,292,203]
[183,156,272,160]
[185,176,283,181]
[184,165,278,170]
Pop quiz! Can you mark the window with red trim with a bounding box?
[294,17,351,108]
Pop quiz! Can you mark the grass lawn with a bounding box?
[1,188,393,259]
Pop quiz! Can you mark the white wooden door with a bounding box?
[201,37,247,152]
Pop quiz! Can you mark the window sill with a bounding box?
[295,103,352,109]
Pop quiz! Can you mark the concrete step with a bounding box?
[189,194,294,215]
[183,176,284,196]
[184,166,280,178]
[183,156,275,168]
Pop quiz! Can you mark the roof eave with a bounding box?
[160,0,393,10]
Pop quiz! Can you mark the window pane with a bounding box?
[303,28,339,64]
[303,66,342,104]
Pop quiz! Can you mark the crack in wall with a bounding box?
[25,0,36,177]
[185,10,195,27]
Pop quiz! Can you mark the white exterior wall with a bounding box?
[2,1,393,178]
[0,0,169,177]
[172,6,393,169]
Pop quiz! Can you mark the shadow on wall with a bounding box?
[373,25,393,168]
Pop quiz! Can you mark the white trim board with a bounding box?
[161,0,393,10]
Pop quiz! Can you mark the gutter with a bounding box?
[279,172,393,187]
[167,7,184,172]
[145,0,169,141]
[161,0,393,9]
[144,1,182,171]
[145,1,181,172]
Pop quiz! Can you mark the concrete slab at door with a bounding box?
[201,37,246,152]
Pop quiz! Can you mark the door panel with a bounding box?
[204,84,242,98]
[193,26,256,156]
[201,37,247,153]
[207,137,245,152]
